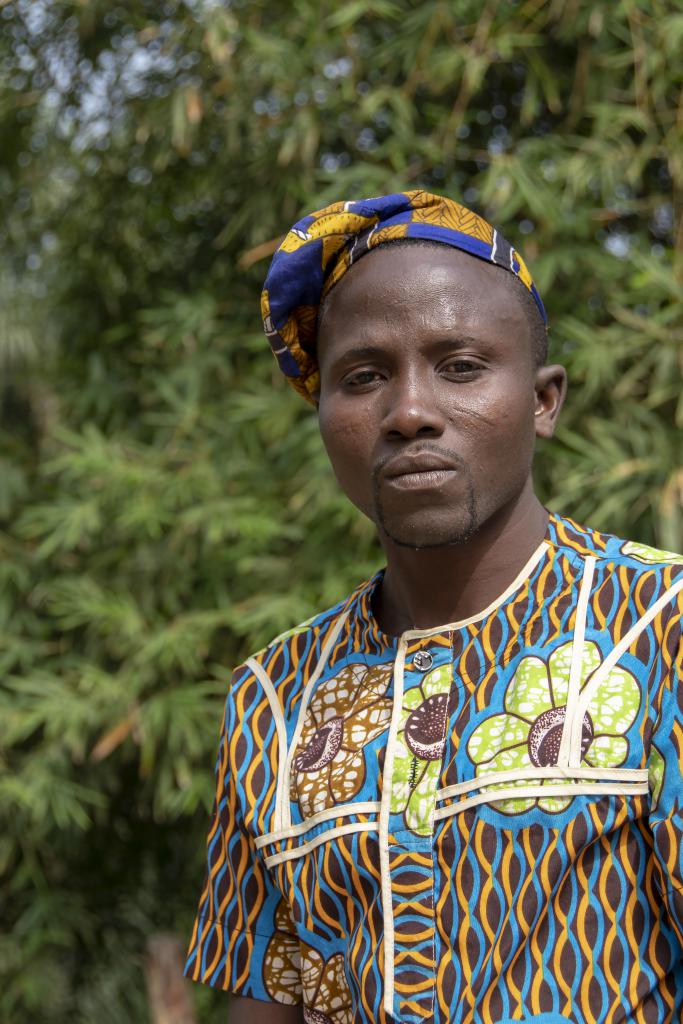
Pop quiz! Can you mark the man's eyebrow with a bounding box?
[330,345,387,364]
[329,336,488,365]
[427,335,486,352]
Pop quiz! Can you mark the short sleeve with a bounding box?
[648,618,683,945]
[184,668,302,1003]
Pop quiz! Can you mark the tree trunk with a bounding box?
[144,933,197,1024]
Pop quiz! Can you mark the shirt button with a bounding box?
[413,650,433,672]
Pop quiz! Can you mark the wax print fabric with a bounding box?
[261,189,547,403]
[185,511,683,1024]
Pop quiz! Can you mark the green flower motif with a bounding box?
[621,540,682,565]
[391,664,451,834]
[466,640,641,814]
[649,744,665,812]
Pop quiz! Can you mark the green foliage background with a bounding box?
[1,1,681,1020]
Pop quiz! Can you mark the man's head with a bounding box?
[261,189,566,551]
[315,242,566,550]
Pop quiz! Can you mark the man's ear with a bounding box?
[534,363,567,439]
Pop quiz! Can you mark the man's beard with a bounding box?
[372,446,479,550]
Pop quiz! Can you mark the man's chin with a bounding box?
[377,513,479,550]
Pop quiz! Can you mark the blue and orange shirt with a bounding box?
[184,511,683,1024]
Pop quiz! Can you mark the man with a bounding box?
[184,191,683,1023]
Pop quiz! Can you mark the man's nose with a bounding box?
[381,373,447,440]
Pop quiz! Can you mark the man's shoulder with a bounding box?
[229,583,368,689]
[550,510,683,575]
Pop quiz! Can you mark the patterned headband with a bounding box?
[261,189,546,404]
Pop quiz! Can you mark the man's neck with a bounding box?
[374,484,549,635]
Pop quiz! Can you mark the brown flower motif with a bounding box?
[291,662,393,818]
[263,899,302,1004]
[301,944,354,1024]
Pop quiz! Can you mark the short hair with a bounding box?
[317,237,549,367]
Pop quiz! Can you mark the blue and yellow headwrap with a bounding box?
[261,189,546,404]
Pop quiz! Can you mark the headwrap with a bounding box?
[261,189,546,404]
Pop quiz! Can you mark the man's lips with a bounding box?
[381,452,460,478]
[379,452,460,490]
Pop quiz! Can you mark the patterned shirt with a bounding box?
[184,512,683,1024]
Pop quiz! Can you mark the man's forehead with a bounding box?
[318,243,529,339]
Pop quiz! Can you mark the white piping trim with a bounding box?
[255,770,647,847]
[245,657,290,832]
[280,610,350,830]
[379,634,408,1018]
[260,780,649,866]
[436,764,647,802]
[568,577,683,765]
[557,556,595,766]
[491,229,498,263]
[259,782,651,864]
[255,800,380,849]
[263,821,377,868]
[256,767,648,849]
[433,782,648,821]
[396,541,549,640]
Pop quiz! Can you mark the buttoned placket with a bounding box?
[379,628,456,1024]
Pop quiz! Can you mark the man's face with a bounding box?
[316,245,564,550]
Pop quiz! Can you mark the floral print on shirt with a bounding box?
[467,640,641,813]
[300,944,354,1024]
[264,899,302,1004]
[390,664,452,833]
[291,661,393,818]
[622,540,682,564]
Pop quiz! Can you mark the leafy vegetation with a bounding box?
[1,0,680,1019]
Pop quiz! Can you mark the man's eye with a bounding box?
[346,370,381,386]
[444,360,482,374]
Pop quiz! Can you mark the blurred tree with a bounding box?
[0,0,681,1020]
